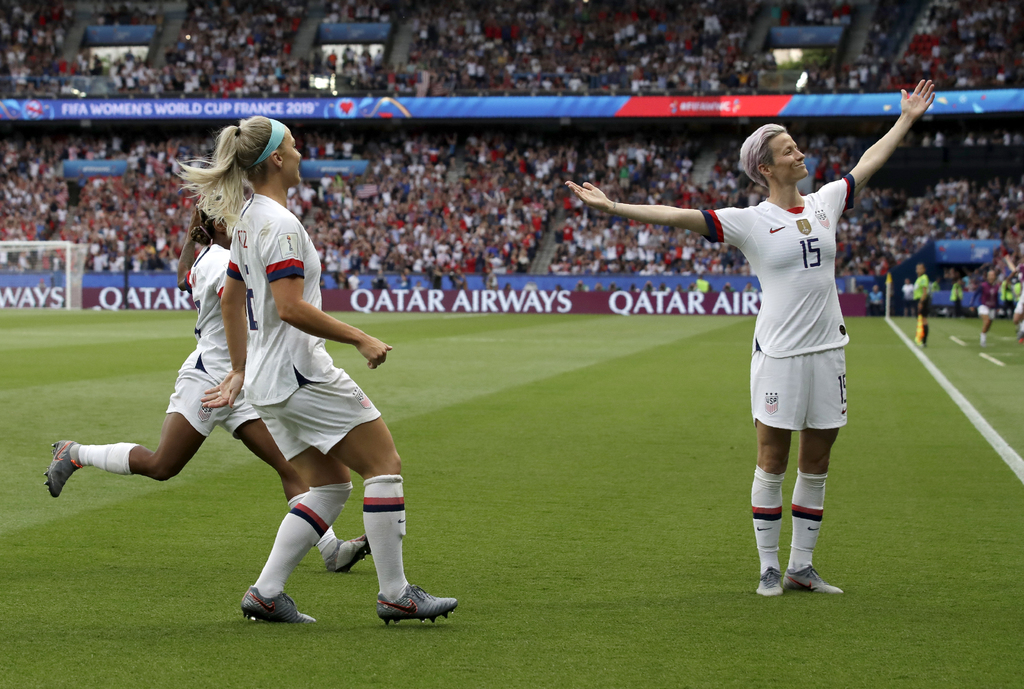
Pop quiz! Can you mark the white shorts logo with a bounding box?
[765,393,779,416]
[353,388,373,409]
[198,405,212,422]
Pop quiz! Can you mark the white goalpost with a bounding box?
[0,241,90,310]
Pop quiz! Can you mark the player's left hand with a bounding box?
[901,80,935,120]
[203,369,244,408]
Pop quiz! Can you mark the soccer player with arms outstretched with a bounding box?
[45,208,371,575]
[184,116,456,624]
[567,80,935,596]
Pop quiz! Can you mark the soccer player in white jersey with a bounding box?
[567,80,935,596]
[181,116,457,624]
[45,208,371,575]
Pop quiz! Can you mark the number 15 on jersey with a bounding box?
[800,238,821,269]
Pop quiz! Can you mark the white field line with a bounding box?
[886,318,1024,485]
[980,352,1006,367]
[950,336,967,346]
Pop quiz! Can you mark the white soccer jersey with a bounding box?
[180,243,230,379]
[702,174,855,358]
[227,194,335,406]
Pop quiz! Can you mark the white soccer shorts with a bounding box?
[166,368,261,437]
[750,348,847,431]
[252,369,382,460]
[979,305,992,318]
[1014,298,1024,316]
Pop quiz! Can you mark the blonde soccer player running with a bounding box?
[567,80,935,596]
[45,208,371,576]
[181,117,456,624]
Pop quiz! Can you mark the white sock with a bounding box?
[287,489,347,556]
[253,483,351,597]
[788,470,827,571]
[981,332,987,346]
[76,443,134,475]
[363,474,409,600]
[751,466,785,574]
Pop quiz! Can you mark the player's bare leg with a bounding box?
[784,428,843,593]
[981,313,992,347]
[753,422,790,595]
[47,413,205,497]
[125,413,207,480]
[236,419,308,500]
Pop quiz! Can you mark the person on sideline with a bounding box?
[913,263,930,347]
[181,116,457,624]
[566,80,935,597]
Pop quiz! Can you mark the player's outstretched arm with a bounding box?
[269,276,392,369]
[564,180,711,236]
[849,80,935,192]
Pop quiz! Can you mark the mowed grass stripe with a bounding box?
[1,314,741,536]
[1,318,1021,688]
[888,316,1024,459]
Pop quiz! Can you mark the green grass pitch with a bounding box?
[1,310,1022,688]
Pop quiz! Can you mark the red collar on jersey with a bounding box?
[785,206,805,214]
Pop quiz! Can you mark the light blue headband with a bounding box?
[246,119,286,170]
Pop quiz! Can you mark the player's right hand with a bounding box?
[564,180,614,212]
[357,336,393,369]
[203,369,244,408]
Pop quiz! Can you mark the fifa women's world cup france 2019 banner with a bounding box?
[2,91,1023,122]
[325,289,867,317]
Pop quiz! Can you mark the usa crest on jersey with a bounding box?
[815,209,830,229]
[765,392,779,415]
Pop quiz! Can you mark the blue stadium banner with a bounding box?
[300,159,369,178]
[934,240,1002,264]
[318,23,391,43]
[83,25,157,46]
[62,159,128,178]
[3,90,1024,122]
[768,26,845,48]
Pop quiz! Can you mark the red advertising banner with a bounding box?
[614,95,794,119]
[68,287,866,317]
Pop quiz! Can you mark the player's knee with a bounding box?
[380,450,401,476]
[148,456,184,481]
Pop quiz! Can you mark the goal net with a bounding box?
[0,241,90,310]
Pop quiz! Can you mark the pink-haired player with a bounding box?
[566,80,935,596]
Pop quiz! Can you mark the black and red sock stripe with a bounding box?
[752,506,782,521]
[364,497,405,513]
[791,505,823,522]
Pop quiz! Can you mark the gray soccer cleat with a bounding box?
[241,586,316,623]
[783,566,843,594]
[324,534,371,573]
[756,567,783,597]
[45,441,82,498]
[377,584,457,625]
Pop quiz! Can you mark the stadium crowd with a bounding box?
[1,128,1021,284]
[3,0,1024,97]
[398,0,763,94]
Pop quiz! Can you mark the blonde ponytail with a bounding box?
[177,116,277,229]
